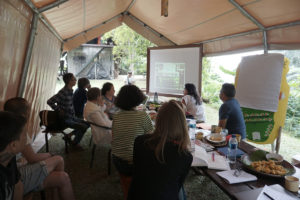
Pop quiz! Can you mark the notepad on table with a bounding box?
[193,145,230,170]
[216,170,257,184]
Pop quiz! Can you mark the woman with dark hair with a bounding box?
[101,82,118,119]
[182,83,205,122]
[112,85,154,199]
[128,100,192,200]
[73,77,90,118]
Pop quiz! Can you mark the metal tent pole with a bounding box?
[17,13,39,97]
[38,0,68,13]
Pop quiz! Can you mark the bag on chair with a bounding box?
[39,110,65,131]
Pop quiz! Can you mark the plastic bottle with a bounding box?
[154,92,158,103]
[228,134,238,164]
[189,120,197,140]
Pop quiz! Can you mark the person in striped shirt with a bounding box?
[47,73,89,149]
[112,85,154,199]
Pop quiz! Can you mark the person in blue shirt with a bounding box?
[73,77,91,119]
[218,83,246,139]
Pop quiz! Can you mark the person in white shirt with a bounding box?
[124,71,135,85]
[84,88,112,145]
[181,83,206,122]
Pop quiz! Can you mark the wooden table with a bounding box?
[197,141,299,200]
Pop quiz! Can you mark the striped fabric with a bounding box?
[112,110,154,163]
[47,87,75,118]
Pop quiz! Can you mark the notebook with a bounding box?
[216,170,257,184]
[193,145,230,170]
[217,147,245,158]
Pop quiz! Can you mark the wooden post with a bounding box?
[161,0,168,17]
[275,126,282,154]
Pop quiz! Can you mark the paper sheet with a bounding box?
[235,54,284,112]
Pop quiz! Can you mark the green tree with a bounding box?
[219,66,236,76]
[102,24,155,75]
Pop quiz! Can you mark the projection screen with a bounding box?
[147,45,202,97]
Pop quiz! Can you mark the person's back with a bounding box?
[219,98,245,138]
[128,134,192,200]
[128,100,192,200]
[73,77,90,119]
[218,83,246,139]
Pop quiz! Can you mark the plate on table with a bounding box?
[241,150,295,178]
[205,133,226,144]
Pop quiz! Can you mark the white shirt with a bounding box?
[84,101,112,145]
[182,95,205,122]
[124,76,135,85]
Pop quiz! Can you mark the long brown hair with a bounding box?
[147,100,190,163]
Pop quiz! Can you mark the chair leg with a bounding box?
[108,149,112,175]
[63,132,69,154]
[89,134,93,147]
[90,144,96,168]
[45,132,49,153]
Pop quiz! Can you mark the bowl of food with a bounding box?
[266,153,284,163]
[206,133,225,143]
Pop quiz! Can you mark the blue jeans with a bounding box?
[64,117,89,145]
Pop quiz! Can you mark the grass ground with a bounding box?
[56,77,300,162]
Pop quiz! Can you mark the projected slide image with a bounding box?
[154,63,185,91]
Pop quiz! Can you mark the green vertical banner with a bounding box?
[242,107,275,142]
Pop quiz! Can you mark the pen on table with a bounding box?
[212,152,215,162]
[263,192,274,200]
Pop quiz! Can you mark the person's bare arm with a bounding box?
[218,119,227,129]
[22,145,51,164]
[13,181,23,200]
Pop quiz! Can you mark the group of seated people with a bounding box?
[1,72,246,200]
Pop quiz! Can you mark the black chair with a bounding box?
[86,121,112,175]
[39,110,69,154]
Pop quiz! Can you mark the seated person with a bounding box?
[182,83,205,122]
[124,71,135,85]
[0,111,27,200]
[101,82,118,119]
[73,77,90,119]
[4,97,75,199]
[218,83,246,139]
[112,85,154,199]
[128,100,193,200]
[84,88,112,145]
[47,73,89,148]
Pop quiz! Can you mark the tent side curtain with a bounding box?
[0,0,32,109]
[63,16,123,51]
[123,15,175,47]
[23,20,62,138]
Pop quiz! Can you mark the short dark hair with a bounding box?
[77,77,90,89]
[221,83,236,98]
[63,73,74,85]
[101,82,113,96]
[4,97,30,118]
[0,111,26,152]
[115,85,145,110]
[87,88,101,101]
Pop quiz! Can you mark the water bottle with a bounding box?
[228,134,238,164]
[154,92,158,103]
[189,120,197,140]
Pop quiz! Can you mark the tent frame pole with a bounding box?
[17,13,39,97]
[263,30,268,54]
[38,0,69,13]
[126,13,176,45]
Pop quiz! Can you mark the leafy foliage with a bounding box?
[219,66,236,76]
[102,24,155,75]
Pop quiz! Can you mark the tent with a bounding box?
[1,0,300,137]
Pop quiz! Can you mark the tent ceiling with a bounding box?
[30,0,300,52]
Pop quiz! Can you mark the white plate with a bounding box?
[205,134,226,144]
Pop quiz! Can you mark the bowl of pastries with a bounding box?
[241,150,295,178]
[206,133,225,143]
